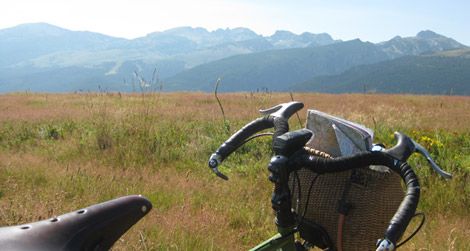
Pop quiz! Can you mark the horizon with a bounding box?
[1,0,469,45]
[2,22,468,46]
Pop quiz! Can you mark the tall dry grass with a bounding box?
[0,92,468,250]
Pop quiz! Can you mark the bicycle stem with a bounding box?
[268,155,296,228]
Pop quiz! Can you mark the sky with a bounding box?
[0,0,469,45]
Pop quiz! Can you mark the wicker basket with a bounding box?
[289,111,404,251]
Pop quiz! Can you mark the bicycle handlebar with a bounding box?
[208,101,452,250]
[208,101,303,180]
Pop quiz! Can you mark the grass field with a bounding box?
[0,92,469,250]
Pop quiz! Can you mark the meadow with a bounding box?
[0,92,468,250]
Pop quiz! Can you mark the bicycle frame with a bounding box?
[250,227,297,251]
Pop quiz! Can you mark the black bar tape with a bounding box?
[272,117,289,154]
[292,151,393,173]
[215,117,274,161]
[383,162,420,245]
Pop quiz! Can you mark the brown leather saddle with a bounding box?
[0,195,152,251]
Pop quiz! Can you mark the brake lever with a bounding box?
[259,104,282,116]
[208,153,229,180]
[411,140,452,179]
[259,101,304,119]
[212,167,229,180]
[375,132,452,179]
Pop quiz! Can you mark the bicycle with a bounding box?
[0,195,152,250]
[208,101,452,251]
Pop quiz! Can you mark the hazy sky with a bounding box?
[1,0,469,44]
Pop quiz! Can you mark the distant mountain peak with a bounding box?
[271,30,296,39]
[16,22,59,28]
[0,22,69,36]
[215,27,254,32]
[266,30,337,48]
[348,38,364,43]
[213,27,258,36]
[163,26,209,34]
[379,30,466,58]
[417,30,442,39]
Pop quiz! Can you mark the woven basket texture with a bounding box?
[289,111,405,250]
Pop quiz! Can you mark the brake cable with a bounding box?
[395,212,426,248]
[242,132,274,145]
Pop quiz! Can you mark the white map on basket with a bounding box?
[306,109,373,157]
[306,109,389,172]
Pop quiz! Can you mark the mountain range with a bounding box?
[292,48,470,95]
[0,23,468,94]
